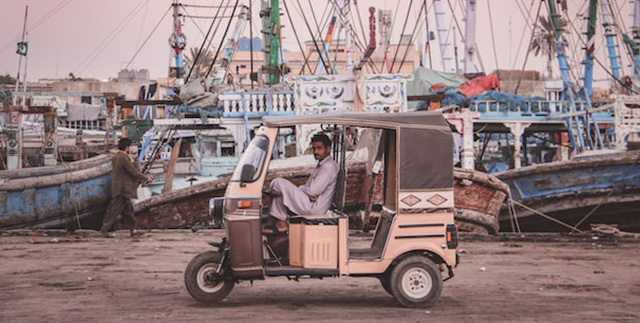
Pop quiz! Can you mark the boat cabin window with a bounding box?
[221,141,235,156]
[201,141,218,157]
[231,135,269,182]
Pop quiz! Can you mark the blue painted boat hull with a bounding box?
[496,150,640,232]
[0,154,113,230]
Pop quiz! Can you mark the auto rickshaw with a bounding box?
[184,111,459,308]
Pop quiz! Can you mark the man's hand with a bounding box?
[308,195,318,203]
[147,176,154,183]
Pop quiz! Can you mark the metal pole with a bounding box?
[463,0,476,74]
[344,0,353,74]
[249,0,254,89]
[582,0,598,98]
[433,0,454,73]
[600,0,621,80]
[14,6,28,105]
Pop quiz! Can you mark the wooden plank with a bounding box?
[162,138,182,194]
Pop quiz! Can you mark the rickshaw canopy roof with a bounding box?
[263,111,453,190]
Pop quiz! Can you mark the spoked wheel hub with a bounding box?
[401,268,433,299]
[197,264,225,293]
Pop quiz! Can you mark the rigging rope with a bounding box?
[327,0,380,73]
[487,0,500,77]
[75,1,148,75]
[181,7,209,39]
[205,0,240,78]
[390,0,414,72]
[511,0,537,71]
[294,0,331,74]
[353,0,369,53]
[282,0,314,74]
[181,4,236,9]
[424,0,433,69]
[396,1,426,73]
[514,0,543,95]
[125,6,172,71]
[0,0,73,55]
[185,0,226,82]
[565,10,638,94]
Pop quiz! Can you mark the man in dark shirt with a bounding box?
[100,138,153,238]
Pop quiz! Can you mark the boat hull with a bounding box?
[453,168,510,234]
[135,162,509,234]
[496,151,640,232]
[0,154,113,230]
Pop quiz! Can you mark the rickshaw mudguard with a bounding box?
[224,127,279,280]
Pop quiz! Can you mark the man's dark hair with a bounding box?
[118,138,132,151]
[311,133,331,148]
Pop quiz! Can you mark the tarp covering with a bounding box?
[66,103,102,121]
[459,74,500,96]
[407,67,468,109]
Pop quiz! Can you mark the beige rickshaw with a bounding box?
[184,111,459,308]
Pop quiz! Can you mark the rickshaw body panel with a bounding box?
[224,127,278,279]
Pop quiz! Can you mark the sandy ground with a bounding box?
[0,230,639,323]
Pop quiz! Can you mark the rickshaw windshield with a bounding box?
[231,135,269,182]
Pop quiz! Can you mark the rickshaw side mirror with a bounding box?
[240,164,255,184]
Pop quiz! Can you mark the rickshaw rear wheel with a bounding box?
[379,275,393,295]
[185,251,234,304]
[389,255,443,308]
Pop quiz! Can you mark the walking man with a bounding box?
[100,138,153,238]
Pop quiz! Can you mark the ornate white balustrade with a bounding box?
[613,95,640,149]
[219,91,294,117]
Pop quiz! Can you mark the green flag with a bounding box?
[16,42,28,56]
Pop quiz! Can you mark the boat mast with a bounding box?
[14,6,28,105]
[378,9,392,73]
[315,0,341,75]
[433,0,454,73]
[546,0,585,152]
[463,0,476,74]
[344,0,353,74]
[599,0,621,81]
[546,0,602,152]
[582,0,598,98]
[261,0,281,85]
[213,5,250,85]
[169,0,186,86]
[627,0,640,91]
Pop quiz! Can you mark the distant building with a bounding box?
[117,69,150,82]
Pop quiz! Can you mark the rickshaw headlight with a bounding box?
[237,200,253,209]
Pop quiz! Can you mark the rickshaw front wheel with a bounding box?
[185,251,234,303]
[389,255,443,308]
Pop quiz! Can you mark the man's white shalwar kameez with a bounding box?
[269,155,339,221]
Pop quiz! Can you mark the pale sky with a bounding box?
[0,0,634,88]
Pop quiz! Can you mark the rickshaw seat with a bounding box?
[349,208,395,259]
[290,215,339,225]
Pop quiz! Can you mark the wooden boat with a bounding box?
[134,160,367,229]
[453,168,510,234]
[135,159,509,234]
[0,153,113,230]
[496,150,640,232]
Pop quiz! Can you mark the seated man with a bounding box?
[267,133,339,232]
